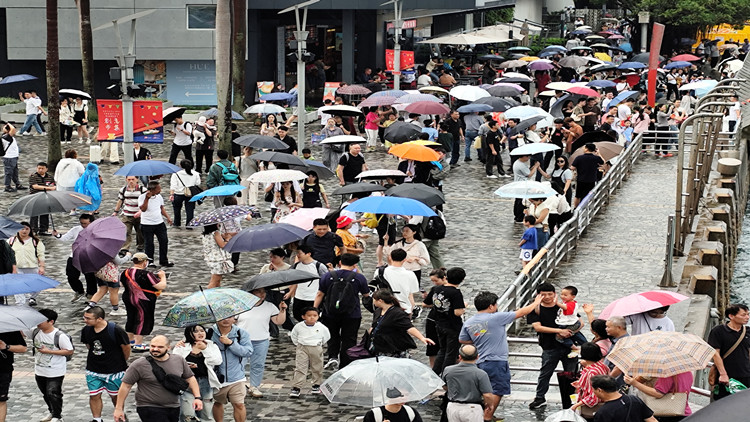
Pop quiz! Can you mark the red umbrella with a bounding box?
[404,101,451,115]
[566,86,600,97]
[671,54,701,62]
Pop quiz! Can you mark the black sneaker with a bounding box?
[15,185,26,190]
[529,397,546,409]
[411,306,422,321]
[4,187,16,193]
[160,262,175,268]
[289,388,301,398]
[311,385,321,394]
[464,158,473,162]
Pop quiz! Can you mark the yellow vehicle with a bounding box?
[696,23,750,47]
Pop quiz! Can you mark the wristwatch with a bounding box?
[4,344,9,351]
[195,397,202,400]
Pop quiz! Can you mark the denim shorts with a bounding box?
[478,360,511,396]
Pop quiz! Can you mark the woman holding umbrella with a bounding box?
[272,181,303,223]
[120,253,167,351]
[368,289,434,358]
[7,222,45,306]
[72,96,90,143]
[202,224,233,289]
[74,162,102,214]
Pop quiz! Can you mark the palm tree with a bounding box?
[46,0,61,170]
[215,0,232,153]
[76,0,96,101]
[231,0,246,115]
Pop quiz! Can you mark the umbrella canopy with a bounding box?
[449,86,490,102]
[242,269,319,292]
[494,181,557,199]
[290,160,337,180]
[259,92,294,101]
[571,29,591,35]
[386,184,445,208]
[383,121,423,144]
[233,134,288,150]
[681,388,749,421]
[319,105,364,117]
[388,143,441,162]
[58,88,91,100]
[546,82,575,91]
[319,135,366,145]
[7,191,92,218]
[498,59,527,69]
[594,52,612,62]
[544,409,587,422]
[664,61,692,69]
[508,46,531,52]
[279,207,330,230]
[357,169,407,180]
[359,96,398,107]
[607,90,640,109]
[404,101,450,115]
[510,143,561,156]
[607,331,715,377]
[500,72,532,81]
[510,115,546,135]
[247,169,307,184]
[474,97,518,112]
[0,305,48,333]
[587,80,616,88]
[344,196,436,216]
[162,106,186,124]
[566,86,600,97]
[224,223,311,253]
[672,54,701,62]
[71,217,126,273]
[528,60,556,71]
[569,131,618,153]
[332,183,386,196]
[0,216,23,239]
[201,108,244,120]
[321,356,443,407]
[249,151,306,167]
[598,291,689,320]
[189,185,247,202]
[337,85,371,95]
[487,85,523,97]
[558,56,588,68]
[393,94,441,104]
[570,46,593,52]
[0,274,60,296]
[504,106,552,121]
[244,103,287,115]
[114,160,181,177]
[0,74,38,85]
[188,205,256,227]
[591,63,618,72]
[478,54,505,61]
[163,288,260,327]
[618,61,647,70]
[418,86,449,95]
[457,103,493,113]
[420,32,497,45]
[631,52,665,64]
[570,141,623,161]
[370,90,408,98]
[519,56,539,62]
[679,79,717,92]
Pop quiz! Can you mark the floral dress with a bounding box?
[272,194,297,223]
[201,234,234,275]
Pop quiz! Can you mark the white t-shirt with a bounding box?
[33,328,73,377]
[293,261,325,301]
[1,134,19,159]
[626,313,675,336]
[174,122,193,146]
[417,74,432,87]
[617,104,631,122]
[379,266,419,313]
[236,301,279,341]
[24,98,37,115]
[137,193,165,225]
[729,102,741,122]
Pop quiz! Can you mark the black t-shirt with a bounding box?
[424,285,465,331]
[444,118,463,139]
[275,135,298,155]
[185,353,208,378]
[708,324,750,378]
[571,153,604,183]
[0,332,26,372]
[527,304,562,350]
[550,128,565,147]
[81,322,130,373]
[486,130,501,152]
[339,153,366,183]
[593,394,654,422]
[363,406,423,422]
[301,232,344,266]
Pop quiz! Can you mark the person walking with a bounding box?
[368,289,433,357]
[377,249,420,315]
[53,213,97,302]
[28,162,56,236]
[32,309,74,422]
[484,121,507,178]
[0,327,27,422]
[708,303,750,400]
[120,253,168,352]
[138,181,174,267]
[7,222,45,306]
[289,307,330,398]
[321,118,345,172]
[194,117,215,174]
[337,143,368,186]
[445,111,465,167]
[1,122,23,193]
[384,224,431,281]
[206,150,241,208]
[74,162,103,214]
[202,224,233,289]
[570,143,604,208]
[235,147,258,206]
[172,324,222,422]
[287,245,329,321]
[441,345,494,422]
[168,115,194,165]
[18,90,45,136]
[169,159,201,229]
[54,149,85,195]
[72,97,90,143]
[463,112,483,162]
[114,176,146,253]
[424,267,466,376]
[211,317,253,422]
[300,218,345,267]
[114,335,203,422]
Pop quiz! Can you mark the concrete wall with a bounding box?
[513,0,543,25]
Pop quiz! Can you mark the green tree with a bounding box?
[76,0,95,101]
[484,8,513,25]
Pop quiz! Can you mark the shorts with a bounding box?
[478,360,511,396]
[213,381,246,404]
[519,249,533,261]
[0,371,11,402]
[96,278,121,288]
[575,181,596,199]
[86,371,125,396]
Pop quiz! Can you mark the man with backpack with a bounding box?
[81,306,131,422]
[206,150,241,208]
[363,400,423,422]
[314,253,370,369]
[374,249,419,316]
[168,115,193,165]
[300,218,345,267]
[33,309,74,422]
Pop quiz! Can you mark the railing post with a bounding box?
[660,214,677,287]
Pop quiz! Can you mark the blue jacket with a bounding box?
[211,324,253,384]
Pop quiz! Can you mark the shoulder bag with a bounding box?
[145,356,189,395]
[708,325,746,385]
[634,376,687,417]
[175,173,203,198]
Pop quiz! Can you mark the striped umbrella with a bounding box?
[336,85,371,95]
[607,331,715,377]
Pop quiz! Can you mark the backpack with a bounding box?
[369,266,398,294]
[292,260,327,277]
[323,271,359,316]
[184,122,194,142]
[422,211,446,240]
[216,161,240,185]
[82,321,118,345]
[370,405,416,422]
[32,328,74,362]
[362,213,382,229]
[0,135,11,157]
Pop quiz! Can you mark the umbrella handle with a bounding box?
[199,286,218,322]
[49,214,55,232]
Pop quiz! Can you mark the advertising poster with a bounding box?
[96,100,124,142]
[323,82,340,102]
[385,50,415,71]
[96,100,164,143]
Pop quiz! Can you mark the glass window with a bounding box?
[187,5,216,30]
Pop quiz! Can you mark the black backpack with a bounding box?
[369,266,399,294]
[324,271,359,316]
[423,212,446,240]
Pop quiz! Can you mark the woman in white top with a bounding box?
[235,146,259,206]
[260,114,279,137]
[172,324,222,421]
[59,98,76,144]
[169,159,201,228]
[54,149,85,192]
[526,198,550,250]
[8,222,45,305]
[544,155,574,205]
[384,224,430,281]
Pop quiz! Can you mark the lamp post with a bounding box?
[279,0,320,152]
[93,10,154,165]
[382,0,403,91]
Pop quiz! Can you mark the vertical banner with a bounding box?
[96,100,124,142]
[385,50,415,71]
[323,82,340,102]
[132,100,164,143]
[647,23,665,107]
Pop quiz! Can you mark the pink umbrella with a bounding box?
[279,207,330,231]
[598,291,689,320]
[608,34,625,40]
[566,86,600,97]
[404,101,451,115]
[359,95,398,107]
[529,60,555,71]
[672,54,701,62]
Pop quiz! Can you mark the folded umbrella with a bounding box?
[242,269,319,292]
[0,305,48,333]
[224,223,311,253]
[388,143,440,162]
[494,181,557,199]
[279,208,330,230]
[163,288,260,327]
[383,121,423,144]
[607,331,715,378]
[114,160,181,177]
[247,169,307,184]
[386,184,445,208]
[0,274,60,296]
[598,291,689,320]
[244,103,287,115]
[0,216,23,239]
[201,108,244,120]
[570,141,624,162]
[510,143,561,156]
[72,216,126,273]
[344,196,436,217]
[188,205,257,227]
[249,151,306,167]
[233,134,288,150]
[8,191,92,218]
[332,183,386,196]
[404,101,450,115]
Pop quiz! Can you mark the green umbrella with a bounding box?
[162,287,260,328]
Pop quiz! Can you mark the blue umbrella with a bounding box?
[457,103,493,113]
[224,223,311,253]
[607,90,640,109]
[0,217,23,239]
[190,185,247,202]
[0,274,60,296]
[571,29,590,35]
[618,62,647,69]
[0,74,38,85]
[201,107,245,120]
[260,92,294,101]
[344,196,436,217]
[587,80,616,88]
[113,160,181,177]
[663,61,692,69]
[619,43,633,53]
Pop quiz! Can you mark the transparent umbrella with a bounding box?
[494,181,557,199]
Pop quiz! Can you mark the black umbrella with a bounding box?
[7,191,93,231]
[591,63,618,72]
[549,93,586,118]
[386,184,445,207]
[162,107,186,125]
[682,388,749,421]
[332,183,387,196]
[384,122,422,144]
[510,115,546,135]
[631,52,665,64]
[487,86,522,98]
[242,269,319,291]
[569,131,618,153]
[290,160,336,179]
[234,134,289,150]
[249,151,306,166]
[474,97,518,112]
[497,77,532,84]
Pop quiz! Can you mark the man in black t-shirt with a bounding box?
[424,267,466,376]
[81,306,131,422]
[445,111,464,166]
[708,303,750,400]
[300,219,344,267]
[336,143,367,185]
[527,283,577,410]
[484,121,506,178]
[570,143,605,208]
[591,375,657,422]
[543,119,566,171]
[0,330,27,421]
[275,125,298,155]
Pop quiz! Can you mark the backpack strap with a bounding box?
[371,407,383,422]
[404,405,415,421]
[107,321,117,343]
[31,328,39,356]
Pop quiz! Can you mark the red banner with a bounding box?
[96,100,164,143]
[97,100,124,142]
[647,23,665,107]
[385,50,415,71]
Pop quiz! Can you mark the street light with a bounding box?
[382,0,403,91]
[93,9,155,165]
[279,0,320,152]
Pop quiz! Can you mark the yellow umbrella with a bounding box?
[594,52,612,62]
[406,140,441,147]
[520,56,539,62]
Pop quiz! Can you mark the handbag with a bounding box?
[346,330,373,361]
[579,402,604,419]
[146,356,189,395]
[95,261,119,283]
[708,325,746,385]
[634,377,687,417]
[175,173,203,198]
[473,135,482,149]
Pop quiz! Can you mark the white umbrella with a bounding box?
[59,88,91,100]
[493,181,557,199]
[319,135,366,145]
[418,32,497,45]
[244,104,286,114]
[357,169,408,179]
[449,86,490,102]
[247,169,308,184]
[418,86,450,95]
[503,106,555,128]
[321,357,443,407]
[0,305,47,333]
[500,72,533,81]
[545,82,575,91]
[510,143,561,156]
[538,90,557,97]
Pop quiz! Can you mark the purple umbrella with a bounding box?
[72,217,126,273]
[528,60,555,71]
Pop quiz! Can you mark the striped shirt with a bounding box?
[118,185,147,217]
[28,172,55,194]
[577,360,610,407]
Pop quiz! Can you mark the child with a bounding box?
[555,285,588,357]
[289,307,330,398]
[302,148,314,160]
[519,215,538,268]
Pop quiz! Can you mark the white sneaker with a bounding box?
[50,418,63,422]
[250,386,263,398]
[21,132,31,136]
[40,414,53,422]
[486,175,498,179]
[110,308,126,316]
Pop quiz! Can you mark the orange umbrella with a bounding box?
[388,143,440,162]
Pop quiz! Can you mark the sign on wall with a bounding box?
[166,60,217,105]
